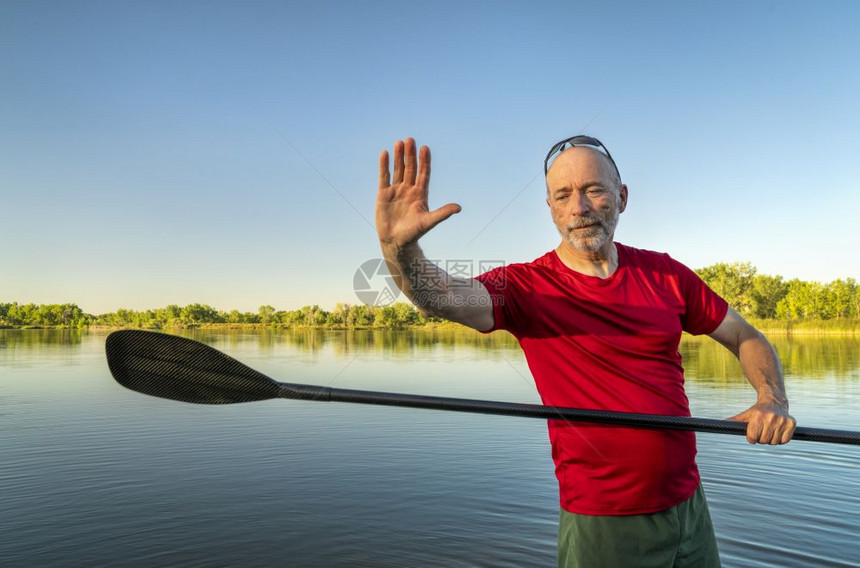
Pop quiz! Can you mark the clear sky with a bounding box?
[3,1,859,314]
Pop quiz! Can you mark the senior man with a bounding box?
[375,135,796,567]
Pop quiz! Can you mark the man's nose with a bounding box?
[568,191,591,215]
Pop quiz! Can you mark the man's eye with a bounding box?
[555,194,569,201]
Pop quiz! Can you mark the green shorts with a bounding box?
[558,483,721,568]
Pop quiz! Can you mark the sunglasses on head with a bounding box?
[543,135,621,180]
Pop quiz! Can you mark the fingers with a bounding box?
[385,138,428,190]
[745,413,797,445]
[417,145,431,194]
[780,419,796,444]
[768,427,782,445]
[393,140,405,184]
[765,415,796,445]
[404,137,418,185]
[378,150,390,190]
[725,410,758,443]
[728,407,796,445]
[745,418,763,444]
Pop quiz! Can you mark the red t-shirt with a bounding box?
[475,242,728,515]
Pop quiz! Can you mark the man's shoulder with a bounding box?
[528,250,558,268]
[485,251,556,273]
[618,242,688,272]
[475,251,555,290]
[508,251,561,279]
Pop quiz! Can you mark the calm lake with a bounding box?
[1,329,858,567]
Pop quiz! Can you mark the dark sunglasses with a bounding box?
[543,135,621,180]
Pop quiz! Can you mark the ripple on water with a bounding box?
[1,330,858,567]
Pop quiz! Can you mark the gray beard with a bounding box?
[559,210,619,253]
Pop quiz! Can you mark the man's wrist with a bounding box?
[379,239,417,258]
[755,393,789,409]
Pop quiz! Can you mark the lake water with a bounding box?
[1,329,858,567]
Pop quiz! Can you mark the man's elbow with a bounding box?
[411,284,495,332]
[441,301,495,332]
[738,321,768,346]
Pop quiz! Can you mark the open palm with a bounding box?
[376,138,460,248]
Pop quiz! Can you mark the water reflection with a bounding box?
[176,327,522,358]
[1,328,858,567]
[680,333,860,382]
[3,328,859,383]
[0,328,85,349]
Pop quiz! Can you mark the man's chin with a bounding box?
[566,238,605,253]
[564,231,608,253]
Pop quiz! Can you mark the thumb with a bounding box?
[425,203,462,231]
[725,409,752,422]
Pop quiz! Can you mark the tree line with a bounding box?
[0,301,443,329]
[694,262,859,320]
[0,302,88,328]
[2,262,858,328]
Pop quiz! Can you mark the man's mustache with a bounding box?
[566,216,608,232]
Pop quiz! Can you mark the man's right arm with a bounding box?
[375,138,494,332]
[379,241,494,332]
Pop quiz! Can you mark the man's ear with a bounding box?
[619,184,629,213]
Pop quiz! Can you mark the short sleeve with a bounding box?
[673,260,729,335]
[473,263,533,336]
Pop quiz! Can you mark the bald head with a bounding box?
[545,146,621,195]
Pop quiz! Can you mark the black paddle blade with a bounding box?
[105,330,282,404]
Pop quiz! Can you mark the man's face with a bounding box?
[545,147,627,254]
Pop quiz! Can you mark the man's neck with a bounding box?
[555,240,618,279]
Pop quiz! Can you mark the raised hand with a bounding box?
[376,138,461,250]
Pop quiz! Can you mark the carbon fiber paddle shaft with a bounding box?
[287,385,860,446]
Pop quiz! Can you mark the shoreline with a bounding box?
[2,321,859,335]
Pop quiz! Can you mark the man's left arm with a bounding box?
[708,308,797,445]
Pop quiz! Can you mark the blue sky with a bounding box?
[3,1,859,314]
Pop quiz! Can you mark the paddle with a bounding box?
[105,329,860,446]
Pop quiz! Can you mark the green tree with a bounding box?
[349,304,373,327]
[258,305,276,325]
[376,305,398,327]
[695,262,757,317]
[828,278,857,318]
[331,303,351,326]
[750,275,788,319]
[298,305,326,326]
[157,305,182,326]
[60,303,84,327]
[180,304,222,325]
[393,302,419,325]
[776,280,832,320]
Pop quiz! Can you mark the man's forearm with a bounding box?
[379,241,458,318]
[736,330,789,407]
[712,310,796,444]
